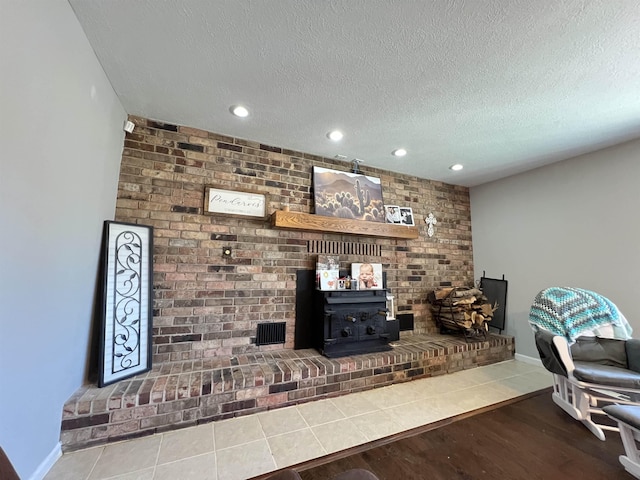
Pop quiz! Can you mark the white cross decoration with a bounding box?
[425,213,437,237]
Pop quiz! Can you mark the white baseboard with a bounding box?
[515,353,543,368]
[29,442,61,480]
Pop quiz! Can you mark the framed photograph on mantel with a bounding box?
[204,186,268,219]
[97,221,153,387]
[312,166,385,222]
[399,207,415,226]
[384,205,401,224]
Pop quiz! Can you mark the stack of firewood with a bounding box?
[427,287,498,335]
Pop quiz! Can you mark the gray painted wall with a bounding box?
[0,1,126,477]
[470,138,640,359]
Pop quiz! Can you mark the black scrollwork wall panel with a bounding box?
[98,221,153,387]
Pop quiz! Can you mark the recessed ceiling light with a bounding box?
[327,130,343,141]
[450,164,464,171]
[230,105,249,117]
[392,148,407,157]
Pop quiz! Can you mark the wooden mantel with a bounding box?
[271,210,420,239]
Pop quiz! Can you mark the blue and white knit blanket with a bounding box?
[529,287,632,343]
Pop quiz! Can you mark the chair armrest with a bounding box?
[534,329,568,375]
[552,335,575,375]
[626,339,640,373]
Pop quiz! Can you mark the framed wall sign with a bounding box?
[204,186,268,218]
[97,221,153,387]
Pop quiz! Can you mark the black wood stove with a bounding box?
[315,289,393,358]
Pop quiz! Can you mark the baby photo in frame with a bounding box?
[351,263,383,290]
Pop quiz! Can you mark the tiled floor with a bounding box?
[45,359,552,480]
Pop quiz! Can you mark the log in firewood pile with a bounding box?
[427,287,498,338]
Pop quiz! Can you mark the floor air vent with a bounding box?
[256,322,286,346]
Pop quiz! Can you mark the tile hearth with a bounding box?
[61,333,514,452]
[47,359,552,480]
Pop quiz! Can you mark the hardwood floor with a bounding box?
[292,389,630,480]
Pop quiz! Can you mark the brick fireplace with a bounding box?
[116,116,474,362]
[58,117,505,451]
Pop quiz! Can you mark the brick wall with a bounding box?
[116,116,474,363]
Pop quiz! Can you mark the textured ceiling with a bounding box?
[69,0,640,186]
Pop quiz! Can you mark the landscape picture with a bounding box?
[312,166,385,222]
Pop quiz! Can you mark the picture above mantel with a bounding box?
[271,210,419,239]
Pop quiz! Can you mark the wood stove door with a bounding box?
[328,305,386,343]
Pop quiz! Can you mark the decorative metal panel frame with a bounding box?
[97,221,153,387]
